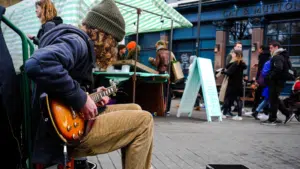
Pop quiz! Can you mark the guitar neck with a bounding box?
[89,86,115,103]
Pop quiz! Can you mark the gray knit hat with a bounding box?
[83,0,125,42]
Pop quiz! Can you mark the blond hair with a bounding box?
[232,50,243,65]
[155,40,168,49]
[36,0,57,24]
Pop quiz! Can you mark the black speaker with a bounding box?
[74,158,97,169]
[206,164,249,169]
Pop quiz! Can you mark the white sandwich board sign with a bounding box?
[177,57,222,122]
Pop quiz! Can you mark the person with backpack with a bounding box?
[27,0,63,46]
[247,45,271,116]
[251,59,271,120]
[262,41,293,125]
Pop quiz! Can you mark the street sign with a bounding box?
[177,57,222,122]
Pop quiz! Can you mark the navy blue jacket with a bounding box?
[24,24,95,164]
[25,24,95,111]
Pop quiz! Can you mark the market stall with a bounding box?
[2,0,192,116]
[94,72,169,116]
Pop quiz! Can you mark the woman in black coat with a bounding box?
[27,0,63,46]
[222,50,247,120]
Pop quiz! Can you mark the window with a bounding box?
[226,20,252,76]
[228,20,252,45]
[266,21,300,71]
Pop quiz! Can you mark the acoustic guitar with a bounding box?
[41,81,118,144]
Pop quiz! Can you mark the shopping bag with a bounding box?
[219,75,229,103]
[171,57,184,83]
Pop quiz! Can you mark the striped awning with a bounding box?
[1,0,192,72]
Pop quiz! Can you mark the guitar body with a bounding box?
[41,81,118,144]
[43,94,85,144]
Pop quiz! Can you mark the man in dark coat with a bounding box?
[262,41,292,125]
[225,41,242,66]
[251,45,271,119]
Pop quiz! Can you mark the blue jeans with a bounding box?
[256,99,269,113]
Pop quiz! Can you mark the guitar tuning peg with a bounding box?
[109,80,114,86]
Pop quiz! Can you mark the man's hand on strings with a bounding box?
[96,86,106,92]
[97,96,110,107]
[95,86,110,107]
[80,95,98,120]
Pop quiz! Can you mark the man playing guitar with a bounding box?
[24,0,154,168]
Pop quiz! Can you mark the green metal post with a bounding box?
[27,39,35,55]
[2,16,33,169]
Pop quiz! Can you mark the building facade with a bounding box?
[127,0,300,83]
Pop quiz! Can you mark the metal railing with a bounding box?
[2,15,34,169]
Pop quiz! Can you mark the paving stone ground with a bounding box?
[86,98,300,169]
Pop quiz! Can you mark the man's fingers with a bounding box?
[97,101,105,106]
[94,108,98,117]
[97,86,107,92]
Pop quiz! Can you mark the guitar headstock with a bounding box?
[109,80,118,96]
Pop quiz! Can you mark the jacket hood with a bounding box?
[259,52,271,60]
[50,16,63,26]
[226,60,247,70]
[272,48,287,57]
[39,24,95,63]
[40,24,89,48]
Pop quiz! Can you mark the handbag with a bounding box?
[257,71,265,87]
[171,57,184,83]
[219,75,229,103]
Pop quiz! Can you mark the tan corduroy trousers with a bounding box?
[71,104,153,169]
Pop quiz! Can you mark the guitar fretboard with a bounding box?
[89,86,116,103]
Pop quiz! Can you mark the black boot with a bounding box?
[74,158,97,169]
[74,158,89,169]
[251,111,259,120]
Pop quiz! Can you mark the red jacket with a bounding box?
[293,81,300,91]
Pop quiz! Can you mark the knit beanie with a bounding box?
[83,0,125,42]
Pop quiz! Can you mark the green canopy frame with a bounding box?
[116,1,175,105]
